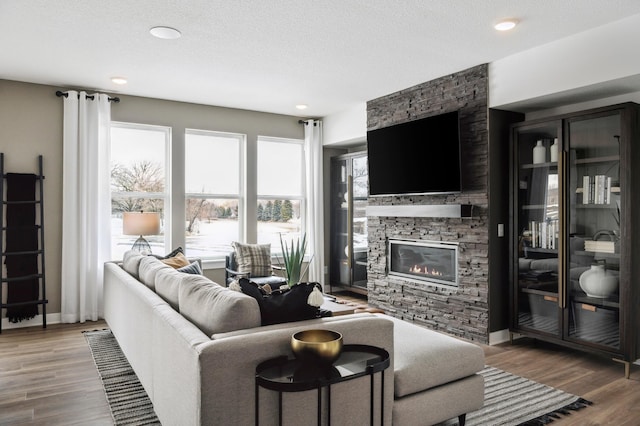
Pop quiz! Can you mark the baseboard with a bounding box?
[1,313,61,331]
[489,329,522,345]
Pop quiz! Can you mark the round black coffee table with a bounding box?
[255,344,390,426]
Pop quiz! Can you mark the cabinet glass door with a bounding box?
[329,153,368,290]
[565,112,621,350]
[351,155,368,289]
[330,157,350,287]
[514,121,562,336]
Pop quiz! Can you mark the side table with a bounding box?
[255,344,390,426]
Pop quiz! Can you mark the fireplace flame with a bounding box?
[409,265,443,277]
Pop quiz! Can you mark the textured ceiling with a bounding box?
[2,0,640,117]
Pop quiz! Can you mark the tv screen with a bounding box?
[367,111,461,196]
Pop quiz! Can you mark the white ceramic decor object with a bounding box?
[550,138,558,162]
[579,264,618,298]
[533,140,546,164]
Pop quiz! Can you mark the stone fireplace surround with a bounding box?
[366,64,494,343]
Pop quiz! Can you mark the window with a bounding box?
[257,136,305,254]
[110,123,170,259]
[185,130,244,258]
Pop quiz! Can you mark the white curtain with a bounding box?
[303,119,325,287]
[61,91,112,323]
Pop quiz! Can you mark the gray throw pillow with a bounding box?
[177,261,203,275]
[232,242,272,277]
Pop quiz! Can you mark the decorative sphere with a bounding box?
[291,330,343,365]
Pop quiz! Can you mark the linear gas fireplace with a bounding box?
[388,239,459,287]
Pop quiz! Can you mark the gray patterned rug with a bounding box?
[84,329,160,425]
[460,366,591,426]
[85,329,590,426]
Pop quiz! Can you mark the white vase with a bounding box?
[533,140,546,164]
[550,138,558,162]
[579,264,618,298]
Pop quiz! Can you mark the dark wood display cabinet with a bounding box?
[329,152,368,294]
[509,103,640,377]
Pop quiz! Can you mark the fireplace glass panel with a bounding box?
[389,240,457,286]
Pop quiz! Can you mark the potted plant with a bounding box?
[279,233,308,287]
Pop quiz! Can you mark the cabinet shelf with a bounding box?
[575,204,617,210]
[572,294,619,310]
[521,204,558,210]
[574,250,619,259]
[575,154,620,164]
[521,162,558,170]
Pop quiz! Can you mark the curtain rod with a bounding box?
[298,119,318,126]
[56,90,120,103]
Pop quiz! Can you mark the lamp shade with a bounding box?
[123,212,161,236]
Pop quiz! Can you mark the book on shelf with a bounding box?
[584,240,616,253]
[580,175,613,205]
[528,219,558,250]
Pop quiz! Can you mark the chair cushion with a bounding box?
[179,276,261,336]
[382,315,484,398]
[232,241,272,277]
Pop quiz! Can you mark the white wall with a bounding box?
[489,14,640,111]
[322,102,367,146]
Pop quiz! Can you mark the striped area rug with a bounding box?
[84,329,160,425]
[461,366,592,426]
[85,329,590,426]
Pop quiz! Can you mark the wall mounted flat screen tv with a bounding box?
[367,110,461,196]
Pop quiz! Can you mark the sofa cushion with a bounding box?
[155,267,186,311]
[179,277,261,336]
[232,241,272,277]
[381,315,484,398]
[138,256,172,291]
[123,250,145,278]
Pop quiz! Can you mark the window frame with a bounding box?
[184,128,246,258]
[109,121,172,259]
[256,135,307,252]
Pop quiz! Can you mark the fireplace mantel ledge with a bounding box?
[366,204,473,218]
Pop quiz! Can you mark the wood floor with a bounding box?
[1,319,639,425]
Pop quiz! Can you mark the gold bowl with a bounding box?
[291,329,343,365]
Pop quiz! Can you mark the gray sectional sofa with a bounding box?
[103,251,484,425]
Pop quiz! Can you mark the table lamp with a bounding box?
[123,211,161,253]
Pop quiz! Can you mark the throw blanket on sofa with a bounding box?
[4,173,40,323]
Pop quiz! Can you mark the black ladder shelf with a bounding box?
[0,153,48,333]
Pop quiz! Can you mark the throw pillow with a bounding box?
[177,260,203,275]
[150,246,184,260]
[232,242,272,277]
[160,252,191,269]
[238,278,321,325]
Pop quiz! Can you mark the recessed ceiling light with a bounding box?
[111,77,128,85]
[494,19,518,31]
[150,26,182,39]
[296,104,308,110]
